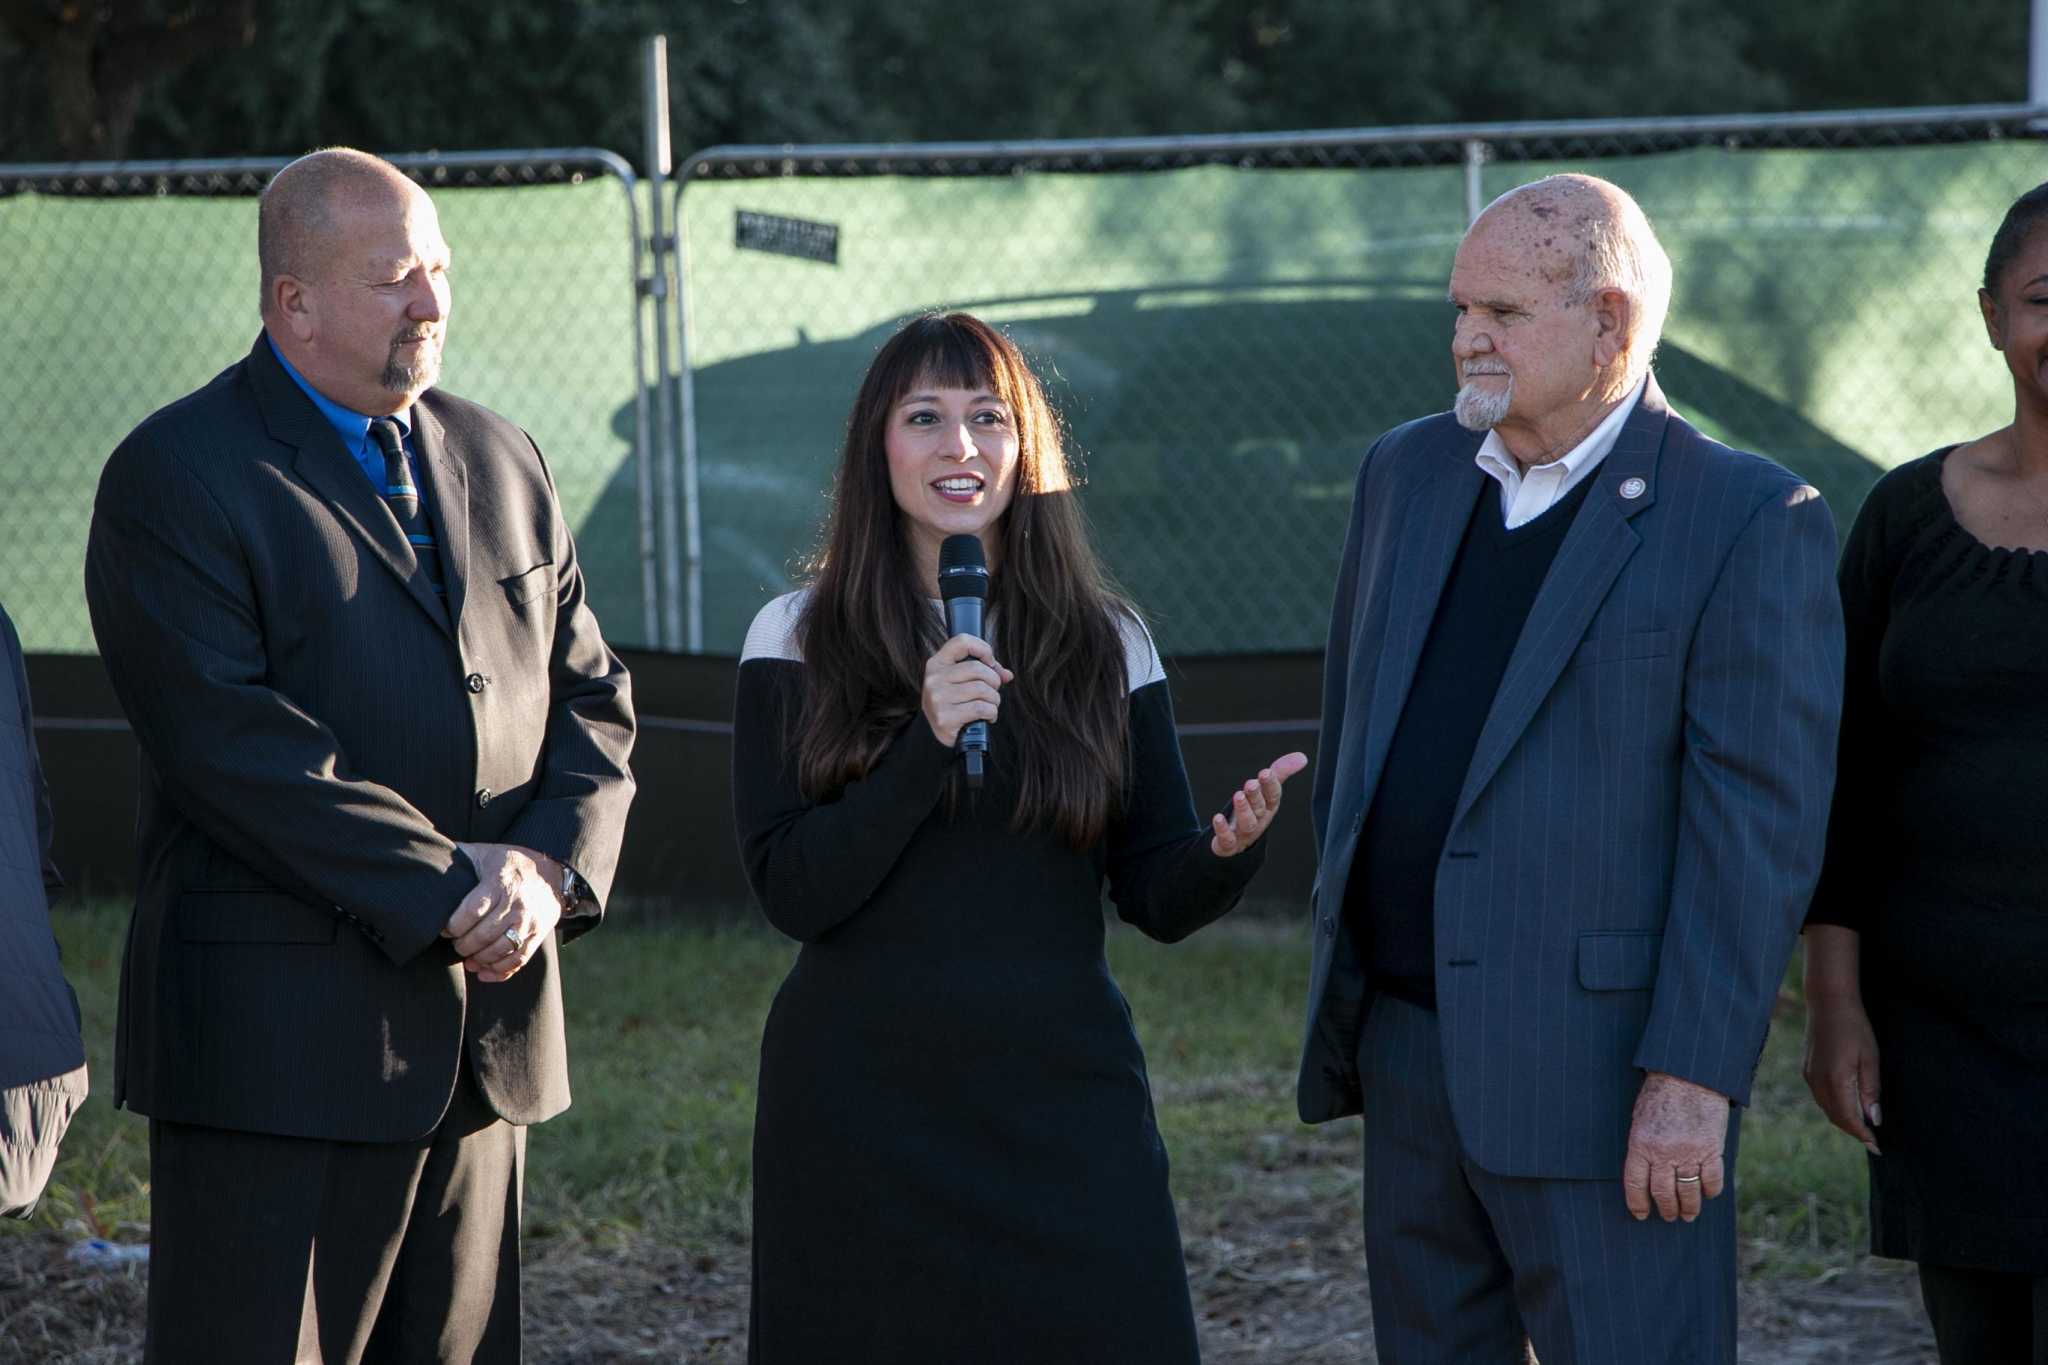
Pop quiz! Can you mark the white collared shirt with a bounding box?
[1474,374,1648,529]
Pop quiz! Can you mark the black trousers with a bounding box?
[145,1060,525,1364]
[1919,1263,2048,1365]
[1356,993,1739,1365]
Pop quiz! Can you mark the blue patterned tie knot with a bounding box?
[369,417,417,520]
[368,417,444,597]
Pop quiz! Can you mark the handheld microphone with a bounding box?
[937,534,990,789]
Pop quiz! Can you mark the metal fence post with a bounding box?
[620,181,659,649]
[671,180,705,653]
[2034,0,2048,128]
[1463,138,1489,223]
[643,35,685,651]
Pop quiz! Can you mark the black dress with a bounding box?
[1808,449,2048,1272]
[734,592,1265,1363]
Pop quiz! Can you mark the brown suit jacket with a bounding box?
[84,334,636,1142]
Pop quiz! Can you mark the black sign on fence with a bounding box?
[735,209,839,265]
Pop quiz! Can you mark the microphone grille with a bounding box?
[937,535,988,601]
[938,535,986,573]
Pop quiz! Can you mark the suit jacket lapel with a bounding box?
[411,402,470,635]
[1450,378,1671,825]
[248,336,454,640]
[1357,448,1487,807]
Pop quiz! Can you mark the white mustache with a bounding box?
[1460,364,1508,378]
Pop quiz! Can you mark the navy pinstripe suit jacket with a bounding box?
[1297,377,1843,1179]
[84,335,636,1144]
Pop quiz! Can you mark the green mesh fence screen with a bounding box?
[3,115,2043,658]
[0,155,651,652]
[674,112,2048,654]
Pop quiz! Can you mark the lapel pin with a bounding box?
[1618,477,1647,500]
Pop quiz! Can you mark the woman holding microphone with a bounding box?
[734,312,1304,1363]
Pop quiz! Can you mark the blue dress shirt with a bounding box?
[266,335,418,489]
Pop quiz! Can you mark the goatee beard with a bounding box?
[382,337,440,395]
[1454,376,1512,431]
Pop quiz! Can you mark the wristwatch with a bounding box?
[558,864,590,914]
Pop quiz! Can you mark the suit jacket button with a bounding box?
[1320,915,1335,937]
[466,672,487,694]
[476,788,493,808]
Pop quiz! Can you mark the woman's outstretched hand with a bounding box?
[922,634,1013,748]
[1210,752,1310,858]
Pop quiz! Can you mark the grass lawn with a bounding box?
[13,901,1868,1278]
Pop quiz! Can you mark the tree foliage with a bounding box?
[0,0,2029,164]
[0,0,257,159]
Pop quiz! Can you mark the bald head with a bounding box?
[1470,174,1672,383]
[258,147,452,415]
[259,148,427,315]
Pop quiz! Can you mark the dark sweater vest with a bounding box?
[1344,470,1597,1010]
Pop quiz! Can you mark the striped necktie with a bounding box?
[368,417,445,597]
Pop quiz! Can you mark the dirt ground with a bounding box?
[0,1202,1937,1365]
[1175,1182,1937,1365]
[0,1112,1933,1364]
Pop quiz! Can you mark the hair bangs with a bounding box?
[896,320,1019,410]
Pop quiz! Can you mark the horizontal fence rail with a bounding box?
[2,147,640,194]
[676,104,2048,179]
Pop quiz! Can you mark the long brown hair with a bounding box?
[794,313,1133,848]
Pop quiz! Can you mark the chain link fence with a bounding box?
[3,112,2044,659]
[673,106,2048,655]
[0,151,656,653]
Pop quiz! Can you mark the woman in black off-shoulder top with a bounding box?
[733,313,1306,1364]
[1803,184,2048,1363]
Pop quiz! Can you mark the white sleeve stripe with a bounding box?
[740,590,809,663]
[1118,609,1166,693]
[745,591,1159,687]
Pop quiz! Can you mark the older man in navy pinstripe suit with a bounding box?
[1298,175,1843,1363]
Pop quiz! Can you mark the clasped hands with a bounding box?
[441,842,567,983]
[921,635,1308,859]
